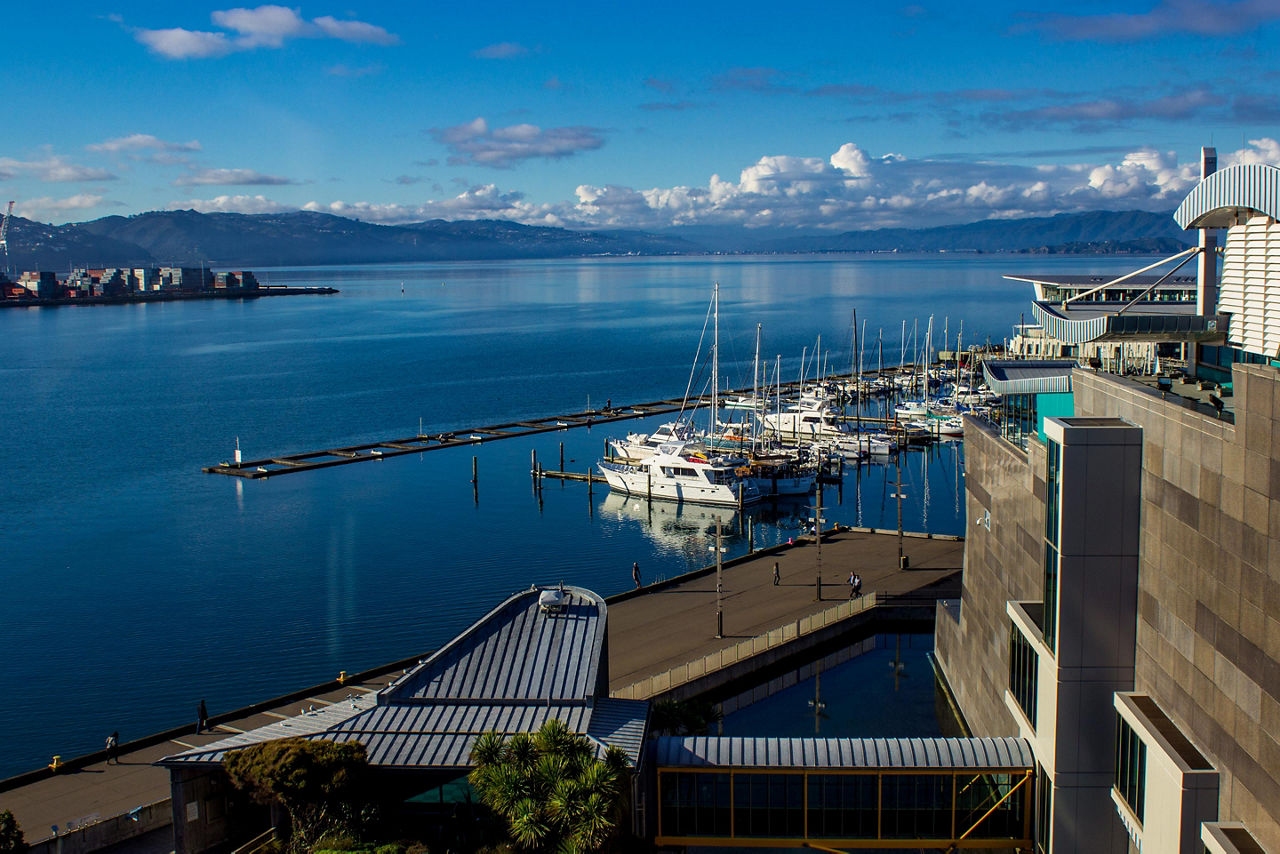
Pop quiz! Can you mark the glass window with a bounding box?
[806,774,877,838]
[1114,716,1146,825]
[732,773,803,838]
[659,771,731,837]
[954,772,1027,839]
[880,774,952,839]
[1043,439,1061,654]
[1009,623,1038,729]
[1034,764,1052,854]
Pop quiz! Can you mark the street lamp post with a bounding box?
[711,521,727,638]
[810,486,826,601]
[891,458,909,569]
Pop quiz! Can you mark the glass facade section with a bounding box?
[732,773,803,837]
[1000,393,1039,448]
[880,774,952,838]
[659,771,731,838]
[1034,763,1052,854]
[1043,438,1062,653]
[955,773,1028,839]
[806,774,877,838]
[1009,622,1038,729]
[1114,715,1147,825]
[657,768,1032,844]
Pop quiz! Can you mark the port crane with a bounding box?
[0,201,12,273]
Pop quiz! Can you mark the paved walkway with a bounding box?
[0,529,962,848]
[608,528,963,689]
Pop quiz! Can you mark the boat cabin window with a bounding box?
[660,466,700,479]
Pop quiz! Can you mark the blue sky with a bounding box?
[2,1,1278,229]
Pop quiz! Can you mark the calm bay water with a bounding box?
[0,254,1149,777]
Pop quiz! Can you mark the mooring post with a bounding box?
[559,442,564,472]
[748,523,754,553]
[647,470,652,500]
[531,449,537,482]
[472,456,478,484]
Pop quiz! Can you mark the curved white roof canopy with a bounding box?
[1175,163,1280,229]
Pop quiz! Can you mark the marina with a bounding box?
[0,253,1150,780]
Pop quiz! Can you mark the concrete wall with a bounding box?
[934,416,1046,738]
[1073,365,1280,849]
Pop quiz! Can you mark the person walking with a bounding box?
[848,572,857,599]
[853,573,863,598]
[632,561,642,588]
[772,562,780,586]
[197,699,209,734]
[105,731,119,765]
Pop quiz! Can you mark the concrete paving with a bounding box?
[608,528,963,689]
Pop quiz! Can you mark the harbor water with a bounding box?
[0,253,1153,777]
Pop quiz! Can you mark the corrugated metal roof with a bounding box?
[383,586,606,703]
[1030,302,1225,345]
[159,586,648,770]
[1004,274,1196,287]
[983,360,1075,395]
[1175,163,1280,229]
[654,736,1034,770]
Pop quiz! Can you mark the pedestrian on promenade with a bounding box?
[197,699,209,734]
[632,561,642,588]
[847,572,856,598]
[772,562,780,586]
[105,731,119,765]
[853,573,863,598]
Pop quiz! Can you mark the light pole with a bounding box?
[710,521,727,638]
[891,458,909,569]
[809,486,826,601]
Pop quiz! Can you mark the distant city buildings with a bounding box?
[1,266,260,300]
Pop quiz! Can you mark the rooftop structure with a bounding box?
[935,147,1280,852]
[159,584,649,853]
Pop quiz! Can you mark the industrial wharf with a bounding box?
[202,372,915,479]
[0,527,962,854]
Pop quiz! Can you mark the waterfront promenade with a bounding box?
[0,528,962,851]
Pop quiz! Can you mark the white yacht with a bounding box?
[597,441,762,506]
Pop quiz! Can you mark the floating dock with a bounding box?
[203,374,888,479]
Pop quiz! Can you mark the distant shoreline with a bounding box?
[0,285,339,309]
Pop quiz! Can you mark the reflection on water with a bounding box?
[719,633,959,738]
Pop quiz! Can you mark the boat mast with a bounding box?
[712,282,719,442]
[752,322,762,444]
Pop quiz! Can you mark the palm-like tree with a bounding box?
[469,719,632,853]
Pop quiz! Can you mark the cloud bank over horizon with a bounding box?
[155,139,1280,232]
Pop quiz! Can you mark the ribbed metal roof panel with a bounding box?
[1175,163,1280,229]
[382,586,606,703]
[983,359,1075,395]
[654,736,1034,770]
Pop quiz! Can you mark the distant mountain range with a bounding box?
[1,208,1192,270]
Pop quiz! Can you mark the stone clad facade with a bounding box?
[935,363,1280,850]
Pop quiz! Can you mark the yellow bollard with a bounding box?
[337,671,347,684]
[49,755,62,772]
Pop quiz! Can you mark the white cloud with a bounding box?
[136,138,1280,233]
[472,42,529,59]
[430,117,606,167]
[136,27,233,59]
[0,154,116,183]
[168,194,294,214]
[174,168,297,186]
[135,6,397,58]
[210,5,310,47]
[16,194,108,222]
[313,15,397,44]
[87,134,202,153]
